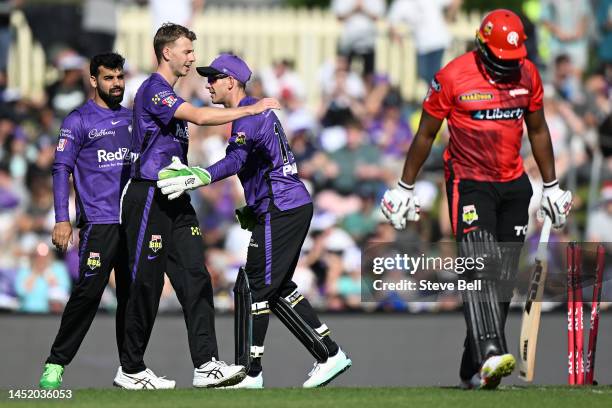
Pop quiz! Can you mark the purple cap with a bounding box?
[196,54,252,84]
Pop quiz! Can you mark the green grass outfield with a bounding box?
[2,387,612,408]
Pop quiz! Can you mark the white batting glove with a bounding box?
[156,156,211,200]
[380,181,421,230]
[539,180,572,229]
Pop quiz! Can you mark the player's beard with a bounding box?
[99,86,124,108]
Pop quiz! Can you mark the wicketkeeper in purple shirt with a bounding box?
[157,54,352,388]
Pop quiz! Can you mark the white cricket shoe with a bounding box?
[113,366,176,390]
[222,372,264,389]
[479,353,515,390]
[193,358,246,388]
[303,348,352,388]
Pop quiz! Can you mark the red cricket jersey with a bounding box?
[423,51,543,182]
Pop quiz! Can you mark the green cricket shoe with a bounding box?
[480,353,515,390]
[39,363,64,389]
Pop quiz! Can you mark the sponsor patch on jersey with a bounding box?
[149,235,162,253]
[462,205,479,225]
[509,88,529,97]
[470,107,525,120]
[431,78,441,92]
[56,138,67,151]
[162,95,178,107]
[60,128,74,140]
[459,92,494,102]
[235,132,247,145]
[86,252,101,270]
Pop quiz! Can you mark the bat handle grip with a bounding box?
[536,216,552,260]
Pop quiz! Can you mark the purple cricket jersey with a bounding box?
[52,100,132,226]
[130,73,188,180]
[206,97,312,216]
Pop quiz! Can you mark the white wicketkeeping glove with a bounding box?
[539,180,572,229]
[156,156,211,200]
[380,181,421,230]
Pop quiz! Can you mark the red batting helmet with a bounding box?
[475,9,527,79]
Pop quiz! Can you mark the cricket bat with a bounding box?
[518,216,552,381]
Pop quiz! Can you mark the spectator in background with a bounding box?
[46,52,88,118]
[597,0,612,66]
[388,0,461,83]
[541,0,591,78]
[319,54,366,130]
[260,59,306,104]
[81,0,118,58]
[150,0,205,30]
[14,239,70,313]
[552,54,584,105]
[0,1,21,89]
[586,182,612,242]
[331,0,385,79]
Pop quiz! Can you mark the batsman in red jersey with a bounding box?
[381,9,572,389]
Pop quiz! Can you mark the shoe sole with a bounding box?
[194,369,247,388]
[112,381,175,390]
[304,359,352,388]
[481,355,515,390]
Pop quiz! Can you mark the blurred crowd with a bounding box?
[0,0,610,314]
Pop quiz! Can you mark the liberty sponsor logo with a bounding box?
[86,252,101,270]
[149,235,162,253]
[509,88,529,97]
[462,205,479,225]
[56,138,68,152]
[459,92,494,102]
[89,128,116,139]
[471,107,525,120]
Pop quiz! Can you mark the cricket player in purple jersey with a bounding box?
[157,54,352,388]
[39,53,132,390]
[116,24,280,389]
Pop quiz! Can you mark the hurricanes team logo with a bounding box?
[149,235,162,253]
[507,31,519,47]
[86,252,101,270]
[462,205,479,225]
[235,132,247,145]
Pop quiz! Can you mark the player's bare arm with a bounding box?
[524,108,556,184]
[174,97,281,126]
[399,111,444,185]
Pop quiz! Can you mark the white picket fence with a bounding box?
[9,6,482,106]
